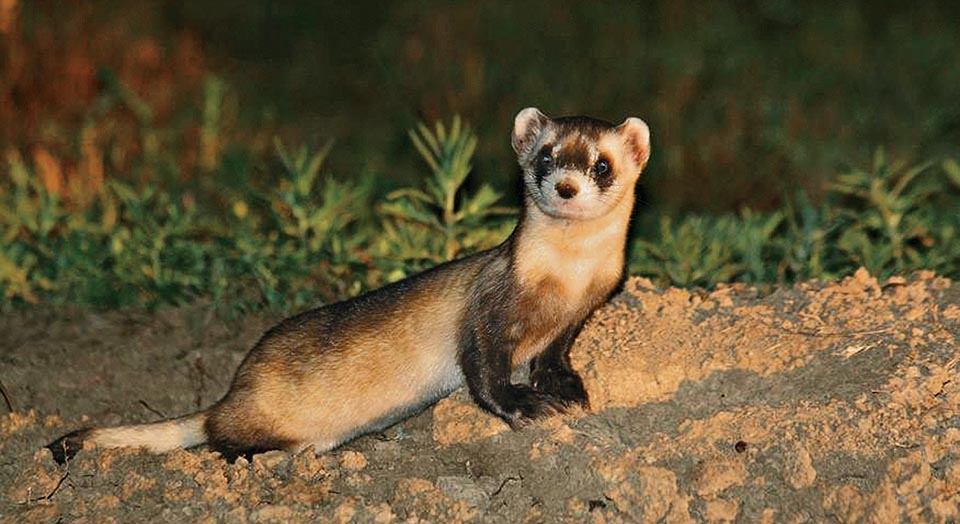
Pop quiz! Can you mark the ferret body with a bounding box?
[47,108,651,463]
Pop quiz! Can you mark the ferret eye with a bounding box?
[594,159,611,176]
[538,151,553,165]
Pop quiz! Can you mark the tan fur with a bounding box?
[508,193,633,365]
[206,254,490,453]
[515,188,634,299]
[293,289,465,451]
[510,276,566,366]
[49,109,650,461]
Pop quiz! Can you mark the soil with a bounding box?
[2,268,959,523]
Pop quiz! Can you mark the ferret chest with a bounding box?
[519,240,622,305]
[508,268,617,367]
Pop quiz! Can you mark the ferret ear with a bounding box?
[617,117,651,171]
[512,107,549,155]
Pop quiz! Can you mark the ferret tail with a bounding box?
[46,411,209,465]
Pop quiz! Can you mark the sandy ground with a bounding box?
[1,268,959,523]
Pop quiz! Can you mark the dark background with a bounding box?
[5,0,960,212]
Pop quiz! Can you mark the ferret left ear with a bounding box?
[512,107,549,156]
[617,117,651,171]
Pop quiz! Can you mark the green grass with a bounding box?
[3,114,959,312]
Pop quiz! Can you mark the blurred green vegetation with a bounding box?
[1,1,959,310]
[3,117,959,310]
[0,117,519,311]
[632,154,960,287]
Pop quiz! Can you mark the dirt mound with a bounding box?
[2,269,959,523]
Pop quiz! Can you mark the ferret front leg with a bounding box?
[530,323,590,409]
[459,326,567,428]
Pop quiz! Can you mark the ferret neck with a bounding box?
[513,190,635,261]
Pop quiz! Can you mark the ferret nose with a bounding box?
[555,179,579,199]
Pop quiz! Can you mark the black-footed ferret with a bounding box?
[47,108,651,463]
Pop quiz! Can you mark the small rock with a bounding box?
[339,450,367,471]
[783,442,817,489]
[704,498,739,522]
[252,450,288,473]
[436,476,487,508]
[695,459,747,497]
[250,504,294,523]
[432,390,508,445]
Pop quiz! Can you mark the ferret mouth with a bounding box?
[532,192,602,220]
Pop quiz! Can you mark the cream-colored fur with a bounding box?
[88,412,207,452]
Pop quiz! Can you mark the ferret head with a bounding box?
[511,108,650,221]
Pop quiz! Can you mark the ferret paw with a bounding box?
[531,369,590,410]
[499,384,567,429]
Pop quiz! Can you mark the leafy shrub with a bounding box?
[375,116,514,279]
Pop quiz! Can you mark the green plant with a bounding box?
[775,192,832,282]
[376,116,513,278]
[631,215,746,287]
[218,139,372,310]
[830,149,944,277]
[0,151,64,302]
[271,138,366,252]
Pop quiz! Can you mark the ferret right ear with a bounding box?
[512,107,549,156]
[617,117,651,171]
